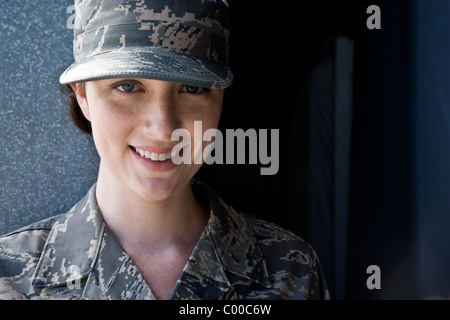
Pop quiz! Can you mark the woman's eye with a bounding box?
[183,85,206,94]
[114,82,140,93]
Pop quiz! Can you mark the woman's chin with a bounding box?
[133,177,186,203]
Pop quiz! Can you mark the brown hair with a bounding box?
[60,83,92,135]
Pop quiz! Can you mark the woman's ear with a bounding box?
[70,83,91,121]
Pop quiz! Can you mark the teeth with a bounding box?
[134,147,172,162]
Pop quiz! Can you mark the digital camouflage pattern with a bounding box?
[60,0,233,88]
[0,181,330,300]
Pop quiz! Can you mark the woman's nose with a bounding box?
[140,90,180,140]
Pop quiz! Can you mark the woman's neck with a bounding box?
[94,163,208,254]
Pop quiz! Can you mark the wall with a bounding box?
[0,0,99,236]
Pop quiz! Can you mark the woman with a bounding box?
[0,0,329,300]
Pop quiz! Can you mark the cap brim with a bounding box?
[60,47,233,89]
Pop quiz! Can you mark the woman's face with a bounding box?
[72,78,224,202]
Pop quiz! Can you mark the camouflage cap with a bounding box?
[60,0,233,88]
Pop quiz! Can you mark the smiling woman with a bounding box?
[72,78,223,204]
[0,0,329,300]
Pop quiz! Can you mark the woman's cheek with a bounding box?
[89,106,128,156]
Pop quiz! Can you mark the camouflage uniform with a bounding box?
[0,181,330,300]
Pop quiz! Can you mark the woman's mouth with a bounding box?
[133,147,172,162]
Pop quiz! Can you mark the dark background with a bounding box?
[1,0,449,299]
[200,0,361,238]
[199,0,450,300]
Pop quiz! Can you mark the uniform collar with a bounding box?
[194,180,271,287]
[31,184,104,289]
[32,181,271,299]
[171,181,271,299]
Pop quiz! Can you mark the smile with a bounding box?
[133,147,172,162]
